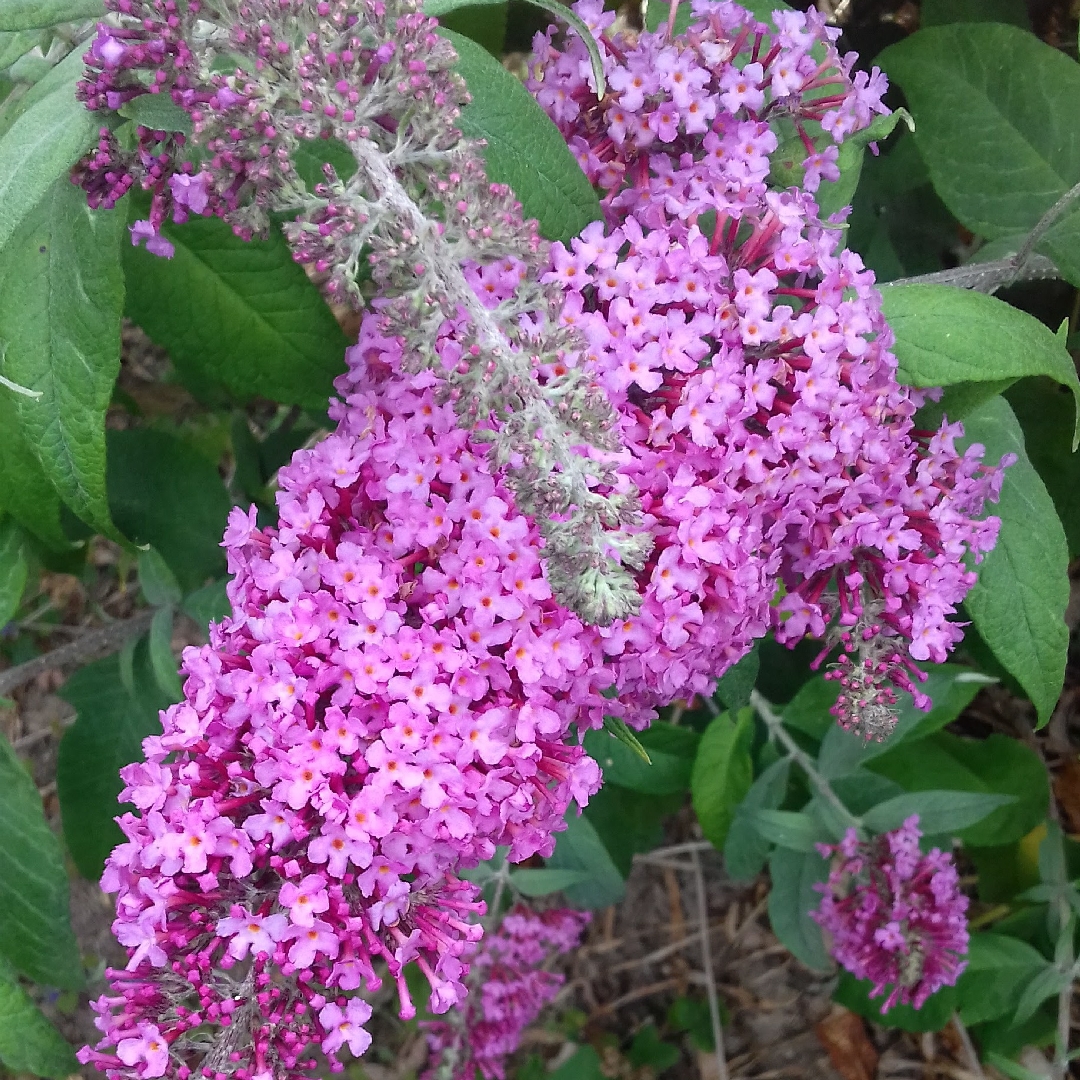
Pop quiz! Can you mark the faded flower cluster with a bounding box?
[424,907,590,1080]
[74,0,651,625]
[528,0,1008,737]
[813,816,969,1011]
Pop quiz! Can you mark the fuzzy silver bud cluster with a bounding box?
[75,0,650,624]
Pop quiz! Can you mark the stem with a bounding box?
[1051,906,1076,1080]
[749,690,862,833]
[0,608,158,698]
[1006,178,1080,288]
[691,847,729,1080]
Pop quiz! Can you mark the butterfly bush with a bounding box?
[424,907,590,1080]
[73,2,1002,1077]
[813,816,969,1010]
[73,0,651,625]
[527,0,1009,737]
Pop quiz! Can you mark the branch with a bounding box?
[0,608,157,698]
[886,178,1080,294]
[691,847,729,1080]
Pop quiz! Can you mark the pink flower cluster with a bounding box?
[813,816,969,1011]
[528,0,1007,737]
[424,907,590,1080]
[80,264,681,1080]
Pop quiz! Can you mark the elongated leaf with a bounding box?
[138,547,182,607]
[861,789,1014,836]
[57,645,171,879]
[767,847,829,972]
[835,970,957,1031]
[0,960,78,1078]
[878,23,1080,285]
[148,606,182,700]
[724,757,791,881]
[881,285,1080,446]
[0,516,28,625]
[509,868,591,896]
[752,809,830,853]
[0,52,94,250]
[956,933,1049,1026]
[439,28,602,244]
[691,708,754,849]
[869,731,1049,847]
[0,0,102,29]
[108,428,230,593]
[0,734,82,988]
[961,396,1069,725]
[546,807,626,909]
[0,389,68,549]
[584,721,697,796]
[0,178,124,539]
[714,643,759,712]
[124,212,348,410]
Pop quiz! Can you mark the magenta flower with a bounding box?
[424,908,590,1080]
[813,816,969,1011]
[528,0,1009,737]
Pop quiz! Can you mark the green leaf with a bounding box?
[182,578,230,628]
[108,428,231,593]
[0,516,28,625]
[956,933,1050,1026]
[834,970,957,1031]
[920,0,1030,25]
[691,708,754,849]
[881,285,1080,446]
[878,24,1080,285]
[751,808,830,853]
[861,789,1014,836]
[816,664,993,779]
[628,1025,680,1074]
[1014,964,1069,1026]
[714,643,759,712]
[779,676,839,741]
[546,807,626,909]
[0,28,43,69]
[960,396,1069,725]
[138,547,182,607]
[117,93,192,135]
[550,1046,606,1080]
[985,1052,1052,1080]
[0,0,103,29]
[580,784,683,878]
[0,52,94,251]
[0,960,78,1078]
[868,731,1049,846]
[438,28,602,244]
[0,382,68,549]
[57,645,171,879]
[0,734,82,988]
[767,847,829,971]
[509,868,592,897]
[724,757,791,881]
[148,606,182,700]
[601,714,651,764]
[124,213,348,410]
[0,178,125,539]
[584,721,697,796]
[1007,379,1080,557]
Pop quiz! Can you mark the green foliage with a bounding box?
[714,643,759,712]
[691,708,754,849]
[956,934,1050,1026]
[834,971,957,1031]
[724,757,791,881]
[123,212,349,409]
[547,805,626,908]
[0,0,103,29]
[57,644,173,879]
[439,28,603,243]
[859,789,1014,836]
[0,49,95,249]
[0,958,79,1078]
[508,868,591,896]
[0,178,125,540]
[960,397,1070,726]
[108,428,231,593]
[879,23,1080,285]
[0,734,83,989]
[868,732,1050,846]
[881,284,1080,443]
[0,516,28,625]
[628,1025,680,1074]
[585,721,698,795]
[919,0,1030,27]
[767,847,829,971]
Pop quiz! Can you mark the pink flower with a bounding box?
[113,1025,169,1078]
[319,999,373,1057]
